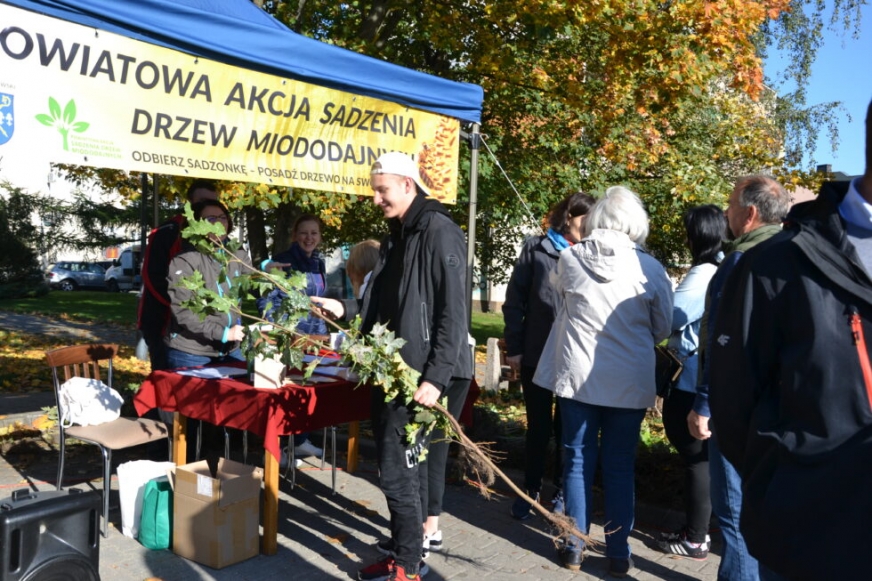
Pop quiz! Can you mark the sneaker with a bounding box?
[377,537,431,561]
[510,490,539,520]
[550,489,565,515]
[294,439,324,458]
[279,448,304,469]
[659,528,711,544]
[358,556,429,581]
[657,531,710,560]
[608,557,634,578]
[376,538,396,557]
[424,530,442,552]
[557,545,583,571]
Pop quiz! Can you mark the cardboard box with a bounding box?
[172,458,262,569]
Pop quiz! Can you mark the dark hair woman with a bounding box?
[163,199,250,461]
[502,190,596,520]
[548,191,598,241]
[165,199,247,368]
[658,204,727,560]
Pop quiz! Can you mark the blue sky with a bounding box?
[765,4,872,177]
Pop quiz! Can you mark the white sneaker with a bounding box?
[279,447,305,469]
[294,439,323,458]
[422,530,442,559]
[425,530,443,551]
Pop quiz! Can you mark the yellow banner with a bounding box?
[0,5,461,203]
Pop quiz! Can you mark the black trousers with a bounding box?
[662,388,711,543]
[419,378,471,519]
[372,387,433,574]
[521,365,563,492]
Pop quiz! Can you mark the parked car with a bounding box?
[47,261,107,291]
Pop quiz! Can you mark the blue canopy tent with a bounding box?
[2,0,486,556]
[2,0,483,123]
[3,0,485,317]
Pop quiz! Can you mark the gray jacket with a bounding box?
[165,245,250,357]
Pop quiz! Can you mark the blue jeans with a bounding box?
[559,398,645,559]
[164,347,245,459]
[165,347,244,369]
[709,431,759,581]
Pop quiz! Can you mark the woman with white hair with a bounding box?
[534,186,673,577]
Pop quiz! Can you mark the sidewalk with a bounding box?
[0,312,721,580]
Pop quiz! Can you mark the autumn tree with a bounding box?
[50,0,862,283]
[263,1,854,273]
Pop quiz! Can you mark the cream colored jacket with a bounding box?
[533,229,673,409]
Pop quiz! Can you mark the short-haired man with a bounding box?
[318,151,472,581]
[687,175,791,581]
[138,179,218,371]
[709,100,872,580]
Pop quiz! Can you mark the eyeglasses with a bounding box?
[204,215,228,223]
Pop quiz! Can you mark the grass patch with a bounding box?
[0,292,509,346]
[470,310,504,348]
[0,290,140,327]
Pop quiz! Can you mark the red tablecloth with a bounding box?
[134,365,480,462]
[134,366,370,462]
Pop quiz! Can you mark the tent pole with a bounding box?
[152,173,160,228]
[465,123,481,325]
[140,173,149,256]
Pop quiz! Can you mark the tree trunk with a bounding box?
[244,206,268,265]
[271,200,299,255]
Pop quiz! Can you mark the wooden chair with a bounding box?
[46,344,169,537]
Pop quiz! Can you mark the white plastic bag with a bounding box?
[58,376,123,427]
[116,460,176,539]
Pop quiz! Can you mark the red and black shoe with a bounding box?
[358,556,429,581]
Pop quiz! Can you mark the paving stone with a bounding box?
[0,311,720,580]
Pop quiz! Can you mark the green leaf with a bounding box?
[48,97,61,120]
[62,100,77,125]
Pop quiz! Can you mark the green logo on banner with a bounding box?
[35,97,90,151]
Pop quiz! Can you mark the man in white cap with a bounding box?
[318,151,472,581]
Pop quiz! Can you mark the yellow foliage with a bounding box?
[31,414,54,431]
[0,330,151,405]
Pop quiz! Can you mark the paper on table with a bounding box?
[302,353,341,366]
[174,366,248,379]
[285,373,338,384]
[312,366,359,381]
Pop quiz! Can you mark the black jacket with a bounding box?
[138,214,186,342]
[501,235,562,367]
[709,184,872,581]
[349,195,472,391]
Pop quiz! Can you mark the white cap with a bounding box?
[371,151,430,196]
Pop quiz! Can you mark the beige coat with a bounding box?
[533,229,673,409]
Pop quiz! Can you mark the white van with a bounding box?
[104,245,142,292]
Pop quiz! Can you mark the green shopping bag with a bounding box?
[139,475,173,550]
